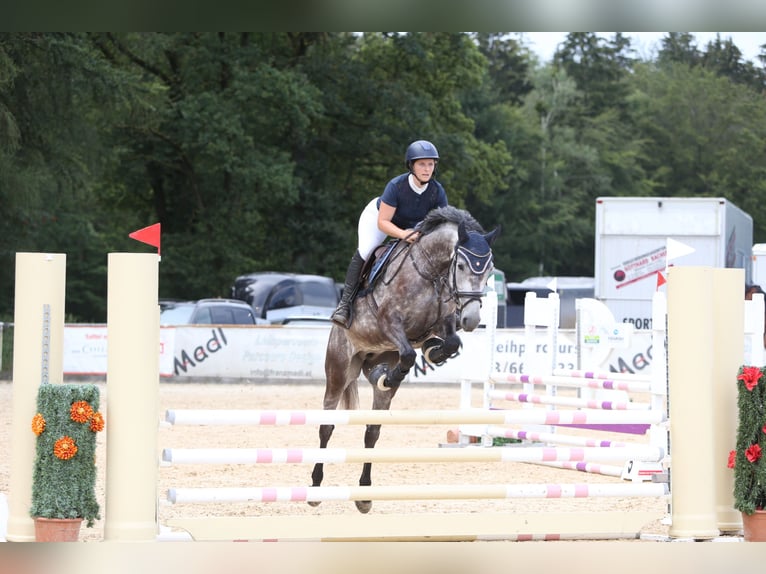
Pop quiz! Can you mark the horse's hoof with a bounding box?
[355,500,372,514]
[307,501,321,507]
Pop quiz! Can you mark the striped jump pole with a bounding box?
[482,426,630,448]
[161,445,664,465]
[167,482,669,504]
[486,390,651,411]
[501,373,651,393]
[552,369,651,383]
[164,408,665,427]
[532,461,624,478]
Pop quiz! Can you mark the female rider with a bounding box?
[331,139,448,328]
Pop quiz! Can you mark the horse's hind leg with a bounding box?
[309,327,361,507]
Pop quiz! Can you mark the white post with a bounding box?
[103,253,160,541]
[667,267,741,539]
[649,291,668,455]
[744,293,765,366]
[712,269,744,533]
[7,253,66,542]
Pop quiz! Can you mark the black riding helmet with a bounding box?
[405,140,439,172]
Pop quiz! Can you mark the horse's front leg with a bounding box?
[308,422,335,506]
[356,374,400,513]
[422,313,462,366]
[355,424,380,514]
[369,331,417,391]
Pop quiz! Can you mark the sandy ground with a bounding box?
[1,379,673,542]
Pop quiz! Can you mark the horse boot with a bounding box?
[331,250,365,329]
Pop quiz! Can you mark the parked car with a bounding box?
[230,271,339,323]
[159,298,260,325]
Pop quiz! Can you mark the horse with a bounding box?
[309,205,500,513]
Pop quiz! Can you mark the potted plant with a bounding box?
[729,365,766,541]
[30,383,105,541]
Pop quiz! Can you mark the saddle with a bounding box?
[357,240,401,297]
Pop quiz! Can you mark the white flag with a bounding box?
[546,277,558,292]
[666,237,696,263]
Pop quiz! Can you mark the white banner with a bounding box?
[63,325,176,377]
[63,324,655,382]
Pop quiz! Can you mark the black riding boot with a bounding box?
[331,250,365,329]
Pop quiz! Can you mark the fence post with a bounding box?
[7,253,66,542]
[103,253,160,541]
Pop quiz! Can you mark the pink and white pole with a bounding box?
[167,482,668,505]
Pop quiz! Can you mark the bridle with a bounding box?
[405,231,493,317]
[450,241,493,315]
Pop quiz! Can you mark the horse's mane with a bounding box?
[418,205,485,235]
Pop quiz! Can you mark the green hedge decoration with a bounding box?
[30,384,103,527]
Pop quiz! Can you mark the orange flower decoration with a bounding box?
[31,413,46,436]
[70,401,94,424]
[90,412,105,432]
[53,436,78,460]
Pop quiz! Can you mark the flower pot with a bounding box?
[742,510,766,542]
[33,517,83,542]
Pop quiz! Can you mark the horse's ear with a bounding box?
[484,226,501,246]
[458,220,469,244]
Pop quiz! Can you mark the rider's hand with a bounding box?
[404,230,419,243]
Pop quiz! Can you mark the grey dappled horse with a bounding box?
[310,205,499,513]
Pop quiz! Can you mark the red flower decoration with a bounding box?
[31,413,46,436]
[90,412,105,432]
[728,450,737,468]
[70,401,94,424]
[738,366,763,391]
[53,436,78,460]
[746,443,762,463]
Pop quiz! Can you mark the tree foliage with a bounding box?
[1,32,766,321]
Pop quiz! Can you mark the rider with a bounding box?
[331,139,448,328]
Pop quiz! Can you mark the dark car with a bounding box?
[159,298,259,325]
[230,271,339,323]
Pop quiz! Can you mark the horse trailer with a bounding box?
[594,196,753,330]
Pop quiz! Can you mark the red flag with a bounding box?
[656,271,666,290]
[129,223,161,255]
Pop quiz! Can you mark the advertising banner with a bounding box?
[62,324,655,383]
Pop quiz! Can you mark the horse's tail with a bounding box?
[340,382,359,410]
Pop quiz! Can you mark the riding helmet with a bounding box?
[405,140,439,170]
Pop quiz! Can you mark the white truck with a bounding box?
[594,196,753,330]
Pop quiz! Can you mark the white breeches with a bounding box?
[357,197,387,260]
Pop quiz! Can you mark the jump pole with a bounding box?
[103,253,160,541]
[166,482,668,505]
[6,253,66,542]
[161,445,664,465]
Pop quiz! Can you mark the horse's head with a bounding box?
[453,221,500,331]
